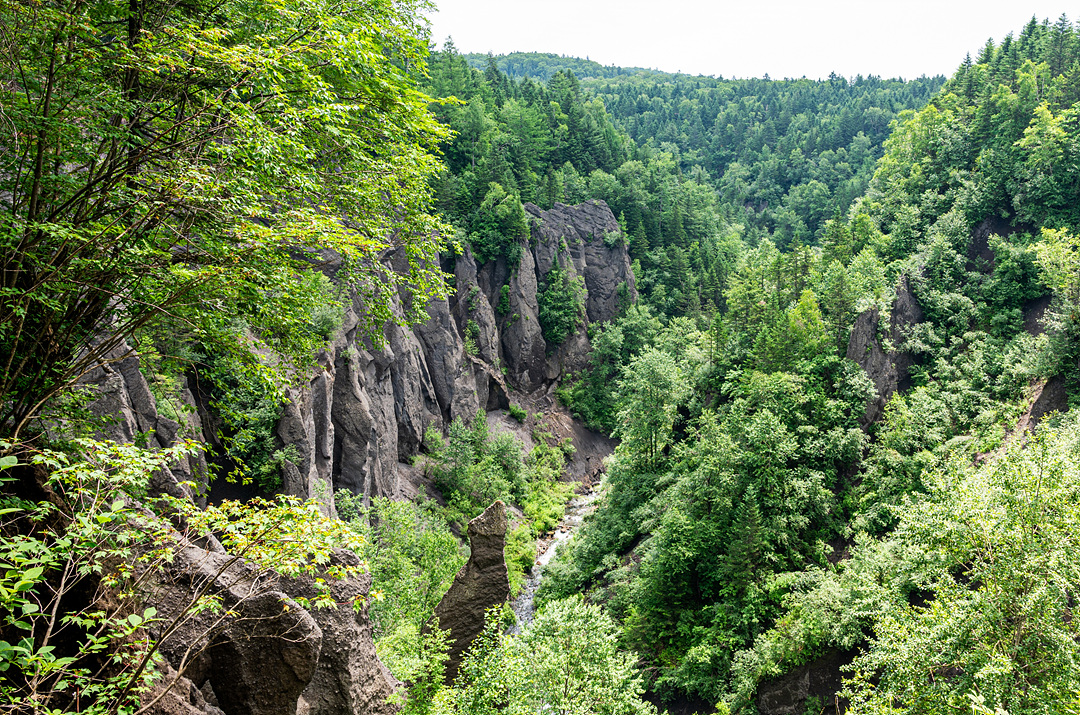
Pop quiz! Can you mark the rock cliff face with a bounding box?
[846,275,923,427]
[83,340,210,504]
[84,200,633,509]
[78,200,633,714]
[285,199,635,506]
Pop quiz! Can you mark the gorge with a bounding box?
[4,5,1080,715]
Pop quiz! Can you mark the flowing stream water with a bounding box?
[509,486,599,633]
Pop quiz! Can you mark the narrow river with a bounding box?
[509,486,600,633]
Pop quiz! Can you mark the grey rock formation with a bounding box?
[147,541,323,715]
[522,201,638,386]
[71,200,634,715]
[1010,375,1069,439]
[429,501,510,684]
[1023,294,1053,336]
[524,200,636,323]
[846,275,924,427]
[756,649,853,715]
[145,660,226,715]
[79,200,634,508]
[82,340,209,504]
[498,245,548,389]
[146,541,398,715]
[273,199,634,504]
[290,551,400,715]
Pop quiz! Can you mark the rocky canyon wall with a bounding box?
[87,200,635,509]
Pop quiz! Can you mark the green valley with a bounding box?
[2,4,1080,715]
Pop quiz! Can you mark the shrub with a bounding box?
[335,492,464,685]
[464,320,480,357]
[307,271,346,341]
[427,412,526,520]
[504,524,536,596]
[538,266,586,346]
[449,597,658,714]
[203,351,287,492]
[498,285,511,315]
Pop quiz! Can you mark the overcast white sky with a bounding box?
[427,1,1074,80]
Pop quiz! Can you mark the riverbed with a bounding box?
[509,486,600,633]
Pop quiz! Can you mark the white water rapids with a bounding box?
[508,487,599,633]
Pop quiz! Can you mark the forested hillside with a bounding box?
[463,51,656,81]
[425,46,941,335]
[538,13,1080,714]
[464,50,945,244]
[5,1,1080,713]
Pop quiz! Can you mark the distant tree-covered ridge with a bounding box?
[459,50,946,246]
[426,43,942,328]
[463,51,658,81]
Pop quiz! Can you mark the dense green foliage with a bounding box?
[587,72,943,245]
[845,422,1080,714]
[423,46,941,331]
[335,493,464,687]
[541,314,875,702]
[422,412,575,594]
[425,413,528,519]
[541,15,1080,712]
[11,1,1080,712]
[0,0,449,443]
[0,0,453,709]
[435,599,657,715]
[538,265,588,346]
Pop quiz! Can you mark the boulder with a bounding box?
[146,541,399,715]
[147,542,322,715]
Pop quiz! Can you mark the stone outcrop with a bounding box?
[1024,374,1068,427]
[525,200,636,324]
[967,215,1032,272]
[145,541,397,715]
[290,552,400,715]
[145,660,226,715]
[756,650,854,715]
[278,199,632,506]
[846,275,923,427]
[146,540,322,715]
[975,375,1070,466]
[82,340,209,504]
[428,501,510,684]
[1022,294,1053,336]
[80,200,633,508]
[523,201,638,387]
